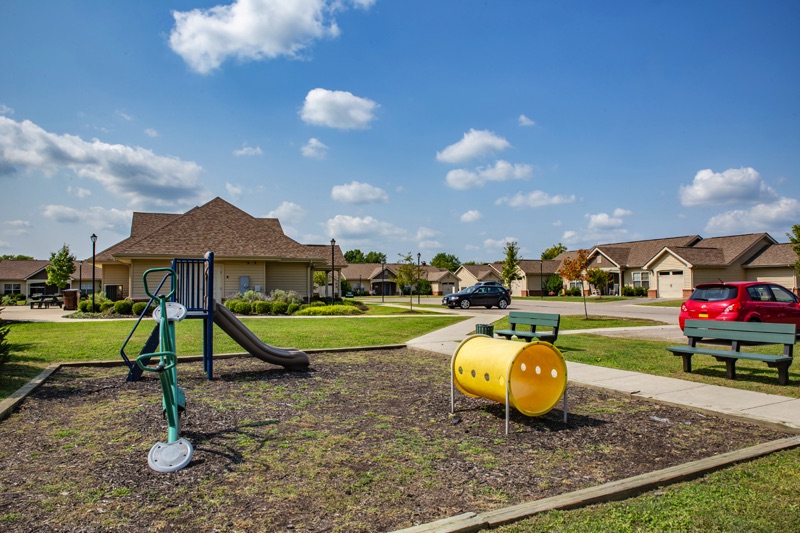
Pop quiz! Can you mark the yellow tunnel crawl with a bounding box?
[452,336,567,417]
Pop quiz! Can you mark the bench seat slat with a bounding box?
[666,346,792,363]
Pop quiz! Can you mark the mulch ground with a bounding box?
[0,347,791,532]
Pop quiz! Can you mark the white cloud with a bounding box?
[495,190,576,208]
[233,145,263,156]
[0,104,15,116]
[144,128,160,138]
[267,201,306,224]
[331,181,388,204]
[419,240,441,250]
[301,137,328,159]
[0,116,206,209]
[613,208,632,217]
[460,210,482,222]
[562,230,578,243]
[436,129,511,164]
[300,88,378,129]
[67,186,92,198]
[586,210,630,230]
[225,182,243,200]
[325,214,407,241]
[169,0,348,74]
[518,114,535,127]
[42,205,132,233]
[116,110,134,121]
[0,240,9,249]
[704,197,800,234]
[4,220,31,236]
[679,167,776,207]
[446,160,532,190]
[416,227,438,240]
[483,237,517,250]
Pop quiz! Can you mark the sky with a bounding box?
[1,0,799,264]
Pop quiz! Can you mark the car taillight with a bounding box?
[681,304,688,312]
[722,302,740,314]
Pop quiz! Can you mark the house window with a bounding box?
[569,280,583,290]
[632,272,649,289]
[3,283,21,295]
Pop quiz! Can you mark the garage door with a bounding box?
[657,270,684,298]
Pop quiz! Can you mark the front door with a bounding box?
[214,264,224,303]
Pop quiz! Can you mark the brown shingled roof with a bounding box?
[592,235,700,267]
[0,260,50,280]
[744,243,798,267]
[102,197,338,264]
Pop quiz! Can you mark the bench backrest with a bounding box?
[684,319,797,346]
[508,311,560,329]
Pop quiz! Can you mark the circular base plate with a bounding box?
[147,438,193,472]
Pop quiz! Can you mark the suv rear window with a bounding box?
[689,286,738,302]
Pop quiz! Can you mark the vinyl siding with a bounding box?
[692,266,746,287]
[265,262,310,298]
[745,267,797,289]
[221,261,266,295]
[102,264,129,299]
[130,260,173,299]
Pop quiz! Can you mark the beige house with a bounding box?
[95,198,344,302]
[508,259,564,297]
[454,264,503,288]
[339,263,459,296]
[0,259,101,297]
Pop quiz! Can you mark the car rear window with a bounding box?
[689,286,738,302]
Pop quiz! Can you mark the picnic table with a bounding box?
[29,295,62,309]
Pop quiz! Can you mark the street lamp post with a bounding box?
[540,259,544,300]
[90,233,97,312]
[79,261,83,298]
[417,252,421,305]
[330,238,336,302]
[381,260,385,303]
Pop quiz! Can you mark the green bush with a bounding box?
[622,285,635,297]
[242,290,267,302]
[271,301,288,315]
[252,301,271,315]
[1,294,16,306]
[78,300,92,313]
[225,299,241,311]
[634,286,648,297]
[287,303,300,315]
[114,300,133,315]
[308,301,327,308]
[233,301,252,315]
[0,310,11,368]
[100,301,114,313]
[293,305,363,316]
[132,301,152,316]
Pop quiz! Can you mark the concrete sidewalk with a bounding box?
[407,318,800,431]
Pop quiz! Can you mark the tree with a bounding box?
[788,225,800,275]
[558,249,589,318]
[540,243,567,261]
[364,251,387,263]
[394,252,423,309]
[0,254,34,261]
[344,249,365,263]
[45,244,76,290]
[430,252,461,272]
[586,267,611,297]
[313,271,327,289]
[544,273,563,295]
[500,241,522,289]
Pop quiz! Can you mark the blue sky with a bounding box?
[1,0,798,263]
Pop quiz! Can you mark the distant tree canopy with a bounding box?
[364,251,387,264]
[558,249,590,318]
[430,252,461,272]
[345,250,386,264]
[45,244,76,290]
[500,241,522,288]
[0,254,34,261]
[541,243,567,260]
[788,225,800,275]
[586,267,611,295]
[344,249,365,263]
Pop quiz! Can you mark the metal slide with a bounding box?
[212,301,310,370]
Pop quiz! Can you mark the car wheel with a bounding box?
[498,299,508,309]
[460,299,471,309]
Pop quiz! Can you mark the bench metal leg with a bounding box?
[777,363,790,386]
[724,359,737,380]
[681,354,692,373]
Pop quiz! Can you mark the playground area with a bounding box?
[0,347,792,532]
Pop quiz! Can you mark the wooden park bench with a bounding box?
[494,311,560,344]
[667,319,796,385]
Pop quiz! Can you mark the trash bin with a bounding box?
[475,324,494,337]
[63,289,79,311]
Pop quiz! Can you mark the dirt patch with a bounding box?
[0,348,791,532]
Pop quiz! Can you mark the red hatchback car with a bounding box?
[679,281,800,330]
